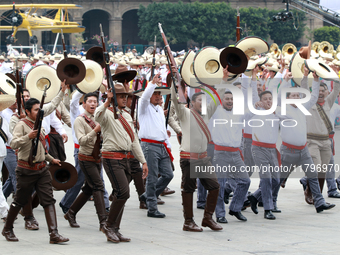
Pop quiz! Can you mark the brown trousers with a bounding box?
[14,166,55,208]
[79,159,104,196]
[180,158,219,193]
[103,158,132,200]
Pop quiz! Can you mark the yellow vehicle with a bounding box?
[0,3,84,44]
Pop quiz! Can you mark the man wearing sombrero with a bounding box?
[95,82,148,243]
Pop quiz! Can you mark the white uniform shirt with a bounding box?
[70,90,85,145]
[0,117,11,157]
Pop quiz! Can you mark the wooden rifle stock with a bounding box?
[28,86,47,166]
[91,131,101,161]
[158,23,186,104]
[150,35,157,81]
[15,61,22,116]
[100,24,119,119]
[130,77,140,121]
[61,30,68,59]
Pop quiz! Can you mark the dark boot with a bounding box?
[64,192,91,228]
[2,204,21,242]
[44,204,69,244]
[102,198,126,243]
[114,207,131,242]
[92,191,107,231]
[318,175,326,193]
[182,191,202,232]
[22,196,39,230]
[201,189,223,231]
[304,181,314,205]
[132,172,147,209]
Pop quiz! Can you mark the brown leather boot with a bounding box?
[92,191,107,231]
[114,207,131,242]
[132,172,147,210]
[44,204,69,244]
[182,191,203,232]
[202,189,223,231]
[2,204,21,242]
[318,175,326,193]
[22,196,39,230]
[64,192,91,228]
[304,181,314,205]
[102,198,126,243]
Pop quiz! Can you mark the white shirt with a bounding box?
[42,112,66,136]
[0,117,11,157]
[22,62,32,76]
[330,103,340,130]
[0,62,12,74]
[276,80,320,146]
[138,82,168,141]
[251,111,280,144]
[70,90,85,145]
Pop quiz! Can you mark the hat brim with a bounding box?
[111,70,137,83]
[134,87,171,97]
[180,50,201,88]
[289,53,313,87]
[304,59,339,81]
[235,36,269,58]
[5,73,17,83]
[219,47,248,74]
[49,162,78,191]
[0,94,16,111]
[76,60,104,94]
[86,46,105,68]
[57,58,86,84]
[0,73,16,96]
[193,46,223,86]
[26,65,61,103]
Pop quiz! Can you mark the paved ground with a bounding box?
[2,126,340,255]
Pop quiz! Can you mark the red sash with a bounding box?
[190,109,211,143]
[141,138,174,161]
[252,140,281,166]
[282,141,307,151]
[108,107,134,142]
[21,118,48,154]
[214,144,244,161]
[243,133,252,139]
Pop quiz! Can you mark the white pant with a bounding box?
[0,157,9,218]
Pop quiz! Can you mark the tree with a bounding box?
[313,26,340,46]
[267,9,306,45]
[238,7,270,40]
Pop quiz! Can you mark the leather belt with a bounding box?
[102,151,134,160]
[17,160,46,171]
[78,153,101,163]
[180,151,207,159]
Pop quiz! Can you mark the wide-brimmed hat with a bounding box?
[267,64,280,73]
[86,46,105,68]
[219,46,248,74]
[76,60,104,94]
[193,46,223,86]
[180,50,201,87]
[235,36,269,58]
[113,82,133,95]
[49,162,78,191]
[0,72,16,95]
[299,41,311,59]
[56,58,86,84]
[128,58,141,66]
[25,65,61,103]
[304,59,339,81]
[244,57,268,76]
[0,94,16,111]
[0,55,6,60]
[289,52,313,87]
[111,66,136,83]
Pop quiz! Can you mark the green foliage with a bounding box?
[313,26,340,46]
[137,2,307,46]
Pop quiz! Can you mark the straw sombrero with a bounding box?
[289,52,313,87]
[76,60,104,94]
[304,59,339,81]
[0,72,16,95]
[235,36,269,58]
[25,65,61,103]
[0,94,16,111]
[180,50,201,87]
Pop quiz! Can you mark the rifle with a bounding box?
[158,23,186,104]
[100,24,119,119]
[15,59,25,115]
[28,86,47,166]
[130,74,140,121]
[150,36,157,81]
[61,29,68,59]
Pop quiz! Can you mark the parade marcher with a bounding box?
[64,92,107,231]
[95,82,148,243]
[2,98,69,244]
[138,73,174,218]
